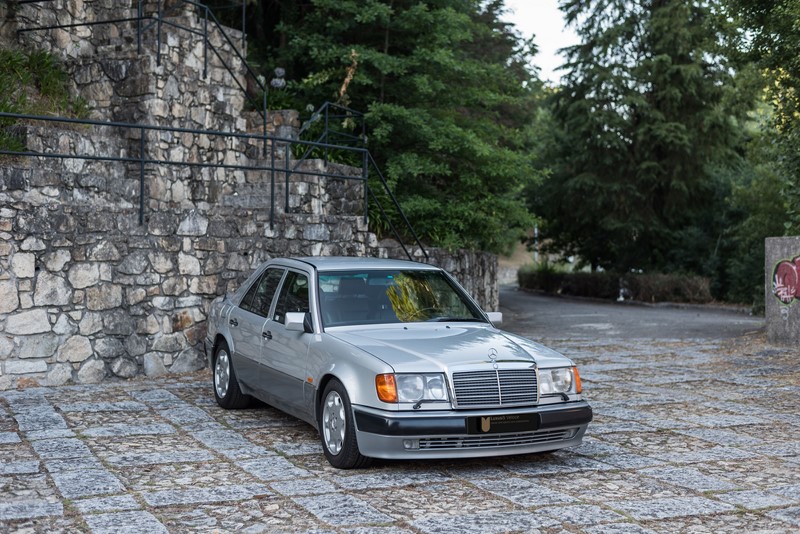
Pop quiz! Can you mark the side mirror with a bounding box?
[285,312,312,333]
[486,312,503,325]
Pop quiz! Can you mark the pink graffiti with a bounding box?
[773,256,800,304]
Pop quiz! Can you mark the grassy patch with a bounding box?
[0,47,89,154]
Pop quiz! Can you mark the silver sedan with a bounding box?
[205,257,592,469]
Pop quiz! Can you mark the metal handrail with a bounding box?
[0,110,427,261]
[367,152,429,261]
[7,1,428,261]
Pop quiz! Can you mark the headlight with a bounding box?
[539,367,581,395]
[376,373,450,403]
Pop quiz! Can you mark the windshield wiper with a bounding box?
[427,317,483,322]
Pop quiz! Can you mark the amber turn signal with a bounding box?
[573,366,582,394]
[376,374,398,403]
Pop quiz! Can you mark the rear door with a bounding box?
[228,267,285,390]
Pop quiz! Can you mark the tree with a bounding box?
[209,0,542,254]
[727,0,800,231]
[532,0,751,272]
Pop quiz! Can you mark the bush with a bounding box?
[0,47,89,156]
[623,273,711,303]
[518,265,712,304]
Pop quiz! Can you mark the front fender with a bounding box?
[306,333,397,413]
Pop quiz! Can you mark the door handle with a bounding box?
[262,331,272,340]
[229,318,238,327]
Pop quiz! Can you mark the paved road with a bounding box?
[1,295,798,533]
[501,287,764,341]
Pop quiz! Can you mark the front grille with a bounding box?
[452,369,538,408]
[419,429,572,450]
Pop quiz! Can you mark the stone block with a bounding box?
[189,275,218,295]
[11,253,35,278]
[57,335,93,363]
[0,336,13,358]
[79,312,103,335]
[20,334,59,359]
[151,333,184,352]
[143,353,168,377]
[162,276,187,295]
[117,251,149,275]
[94,338,125,360]
[148,252,174,273]
[44,249,71,272]
[20,237,46,251]
[110,357,138,378]
[169,348,205,373]
[46,363,72,386]
[33,271,72,306]
[6,309,51,335]
[0,280,19,314]
[76,358,107,384]
[127,287,147,305]
[87,241,121,261]
[5,359,48,374]
[68,263,100,288]
[124,335,148,357]
[766,236,800,345]
[153,296,174,310]
[86,283,122,310]
[177,211,209,236]
[178,252,201,275]
[53,314,77,335]
[103,309,136,336]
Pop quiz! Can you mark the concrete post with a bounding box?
[765,236,800,345]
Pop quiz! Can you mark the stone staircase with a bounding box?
[0,0,498,389]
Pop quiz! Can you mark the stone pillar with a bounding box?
[765,236,800,345]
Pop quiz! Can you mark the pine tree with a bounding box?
[214,0,543,254]
[534,0,747,272]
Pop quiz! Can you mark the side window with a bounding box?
[273,272,310,324]
[240,268,284,317]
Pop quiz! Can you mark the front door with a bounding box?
[259,270,311,414]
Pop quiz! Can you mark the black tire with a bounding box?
[212,340,251,409]
[318,378,372,469]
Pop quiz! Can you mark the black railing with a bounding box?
[7,0,428,261]
[0,111,428,261]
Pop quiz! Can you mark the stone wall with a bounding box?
[0,0,499,389]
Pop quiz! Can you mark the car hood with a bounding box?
[326,323,572,373]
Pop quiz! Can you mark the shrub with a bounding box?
[518,266,713,304]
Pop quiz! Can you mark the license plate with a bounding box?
[467,413,540,434]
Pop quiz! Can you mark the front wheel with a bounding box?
[213,341,251,409]
[319,379,372,469]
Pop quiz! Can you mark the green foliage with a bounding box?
[518,268,713,304]
[532,0,754,274]
[0,47,89,153]
[720,104,789,309]
[211,0,543,254]
[727,0,800,232]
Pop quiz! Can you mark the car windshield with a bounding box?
[318,269,485,327]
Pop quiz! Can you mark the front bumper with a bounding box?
[353,401,592,459]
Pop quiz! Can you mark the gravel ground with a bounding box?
[1,327,798,532]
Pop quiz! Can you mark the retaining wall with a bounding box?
[0,0,498,389]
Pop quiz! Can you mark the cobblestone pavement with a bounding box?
[2,332,799,532]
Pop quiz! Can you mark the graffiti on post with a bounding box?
[773,255,800,304]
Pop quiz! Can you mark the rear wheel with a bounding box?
[319,379,371,469]
[213,341,251,409]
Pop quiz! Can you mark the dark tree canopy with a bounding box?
[532,0,750,272]
[210,0,542,254]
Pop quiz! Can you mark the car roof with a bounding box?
[287,256,440,272]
